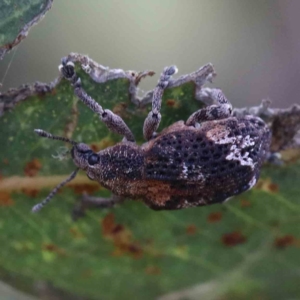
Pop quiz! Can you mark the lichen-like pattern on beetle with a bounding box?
[141,116,270,209]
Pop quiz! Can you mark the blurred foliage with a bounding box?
[0,0,52,59]
[0,64,300,300]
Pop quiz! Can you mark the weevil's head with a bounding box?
[34,129,101,181]
[32,129,105,213]
[71,143,100,179]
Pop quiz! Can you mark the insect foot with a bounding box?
[32,61,272,215]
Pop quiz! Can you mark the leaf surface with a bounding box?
[0,57,299,300]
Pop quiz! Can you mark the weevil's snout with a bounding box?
[71,143,100,169]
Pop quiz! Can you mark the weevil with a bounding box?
[32,59,271,215]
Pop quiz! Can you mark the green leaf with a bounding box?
[0,56,299,300]
[0,0,53,59]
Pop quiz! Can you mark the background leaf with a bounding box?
[0,59,300,300]
[0,0,53,59]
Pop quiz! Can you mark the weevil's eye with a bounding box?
[88,153,100,165]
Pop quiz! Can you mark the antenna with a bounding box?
[32,168,80,213]
[34,129,77,146]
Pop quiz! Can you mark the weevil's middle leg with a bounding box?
[143,66,178,140]
[59,58,135,142]
[72,194,124,220]
[186,88,233,126]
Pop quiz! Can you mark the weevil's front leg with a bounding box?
[186,88,233,126]
[72,194,124,220]
[143,66,178,140]
[59,58,135,142]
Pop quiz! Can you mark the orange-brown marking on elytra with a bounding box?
[147,181,171,205]
[145,265,161,275]
[274,235,295,249]
[166,99,180,108]
[2,159,9,165]
[0,191,14,206]
[207,212,222,223]
[24,158,42,177]
[186,224,197,235]
[117,179,173,207]
[21,188,39,198]
[68,183,101,195]
[101,213,143,259]
[111,177,198,208]
[240,199,251,208]
[222,231,246,247]
[255,178,279,194]
[42,243,66,256]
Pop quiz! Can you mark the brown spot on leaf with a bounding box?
[70,227,85,239]
[90,143,99,152]
[90,137,115,152]
[101,213,143,259]
[222,231,246,247]
[0,191,14,206]
[102,212,117,235]
[127,244,143,256]
[166,99,180,108]
[207,212,222,223]
[21,188,39,198]
[24,158,42,177]
[240,199,251,208]
[186,224,197,235]
[255,178,279,194]
[68,183,101,195]
[81,269,93,279]
[113,102,130,119]
[274,235,295,249]
[268,183,279,193]
[145,265,161,275]
[269,220,280,228]
[42,243,66,256]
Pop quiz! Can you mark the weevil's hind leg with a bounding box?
[72,194,124,220]
[186,88,233,126]
[143,66,178,140]
[59,58,135,142]
[265,152,284,165]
